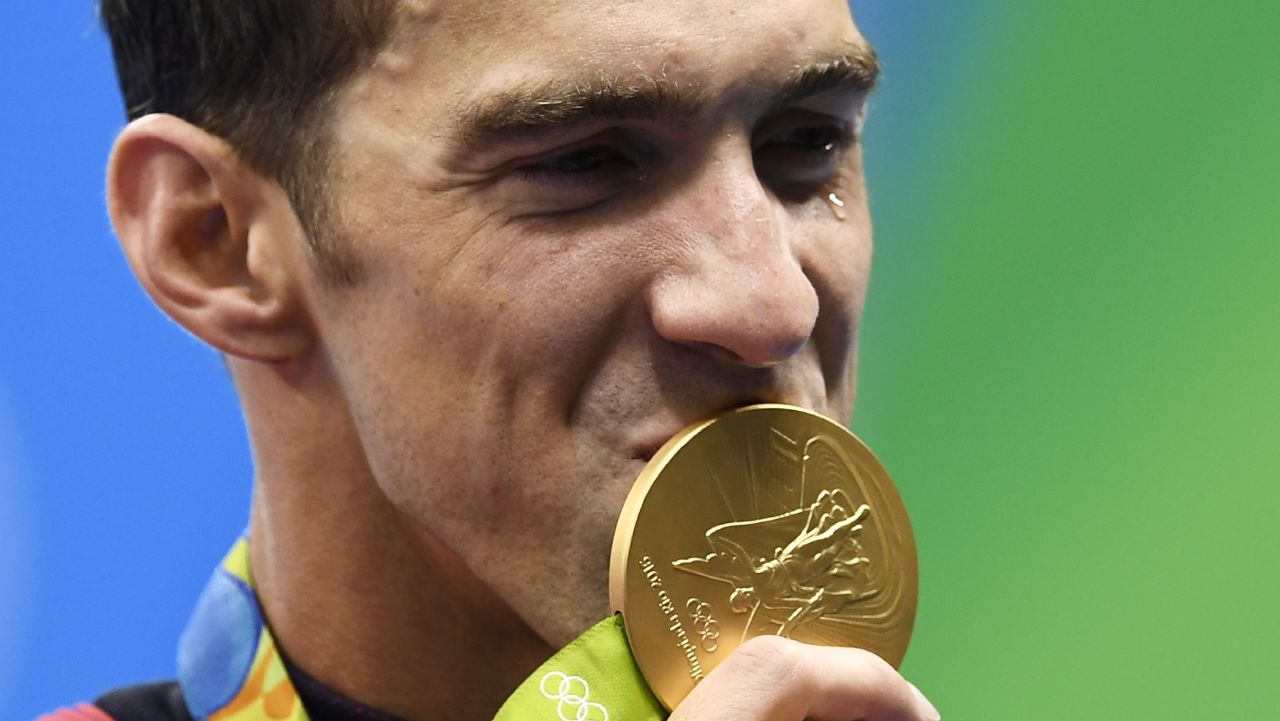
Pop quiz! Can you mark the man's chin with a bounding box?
[489,453,643,650]
[518,582,613,649]
[524,536,618,649]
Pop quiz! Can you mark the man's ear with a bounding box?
[107,114,314,362]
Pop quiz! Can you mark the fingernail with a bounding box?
[908,682,941,721]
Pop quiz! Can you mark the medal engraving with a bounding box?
[639,556,706,682]
[673,488,876,639]
[611,405,917,710]
[684,599,720,653]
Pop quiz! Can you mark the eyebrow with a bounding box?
[461,73,702,140]
[456,47,881,143]
[765,50,882,115]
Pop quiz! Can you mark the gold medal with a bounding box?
[610,404,918,710]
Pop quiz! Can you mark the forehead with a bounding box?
[360,0,867,112]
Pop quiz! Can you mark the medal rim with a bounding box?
[608,403,917,710]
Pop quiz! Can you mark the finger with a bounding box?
[792,642,936,721]
[908,682,942,721]
[669,636,938,721]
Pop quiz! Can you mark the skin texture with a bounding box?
[107,0,938,719]
[316,0,873,642]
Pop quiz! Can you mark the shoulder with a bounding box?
[36,682,193,721]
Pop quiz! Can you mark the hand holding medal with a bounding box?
[495,405,928,721]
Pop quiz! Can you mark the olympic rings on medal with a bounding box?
[540,671,609,721]
[686,598,720,652]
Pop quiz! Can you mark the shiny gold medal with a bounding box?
[610,404,918,710]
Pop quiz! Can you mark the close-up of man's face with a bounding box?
[285,0,877,646]
[11,3,1275,719]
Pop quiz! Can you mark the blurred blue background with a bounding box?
[3,3,1277,720]
[1,6,253,717]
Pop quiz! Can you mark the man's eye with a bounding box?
[755,124,854,195]
[516,145,637,185]
[766,125,849,154]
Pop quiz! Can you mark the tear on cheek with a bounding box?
[825,191,848,220]
[825,161,868,212]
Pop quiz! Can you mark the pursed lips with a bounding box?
[628,395,825,462]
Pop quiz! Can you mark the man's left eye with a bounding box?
[765,125,848,153]
[754,123,854,193]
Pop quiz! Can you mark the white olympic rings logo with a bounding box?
[540,671,609,721]
[687,598,720,652]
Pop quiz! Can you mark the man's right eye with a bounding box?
[515,145,639,187]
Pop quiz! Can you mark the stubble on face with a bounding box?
[302,0,876,646]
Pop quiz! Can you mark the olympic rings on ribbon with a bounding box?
[540,671,609,721]
[686,598,720,653]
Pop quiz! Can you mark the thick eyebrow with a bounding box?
[767,49,882,115]
[455,47,881,144]
[460,74,703,141]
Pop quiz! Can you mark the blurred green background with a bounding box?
[857,3,1279,718]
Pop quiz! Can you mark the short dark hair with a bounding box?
[100,0,397,280]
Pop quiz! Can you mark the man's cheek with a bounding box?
[490,275,632,362]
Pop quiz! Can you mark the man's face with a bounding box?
[304,0,875,645]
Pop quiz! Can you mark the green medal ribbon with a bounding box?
[493,615,667,721]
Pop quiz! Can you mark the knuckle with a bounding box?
[727,635,807,684]
[837,648,914,719]
[687,636,810,719]
[847,647,896,680]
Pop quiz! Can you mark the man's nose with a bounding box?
[645,161,819,369]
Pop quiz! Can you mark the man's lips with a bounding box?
[630,422,696,463]
[630,418,708,463]
[634,440,665,463]
[628,398,805,463]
